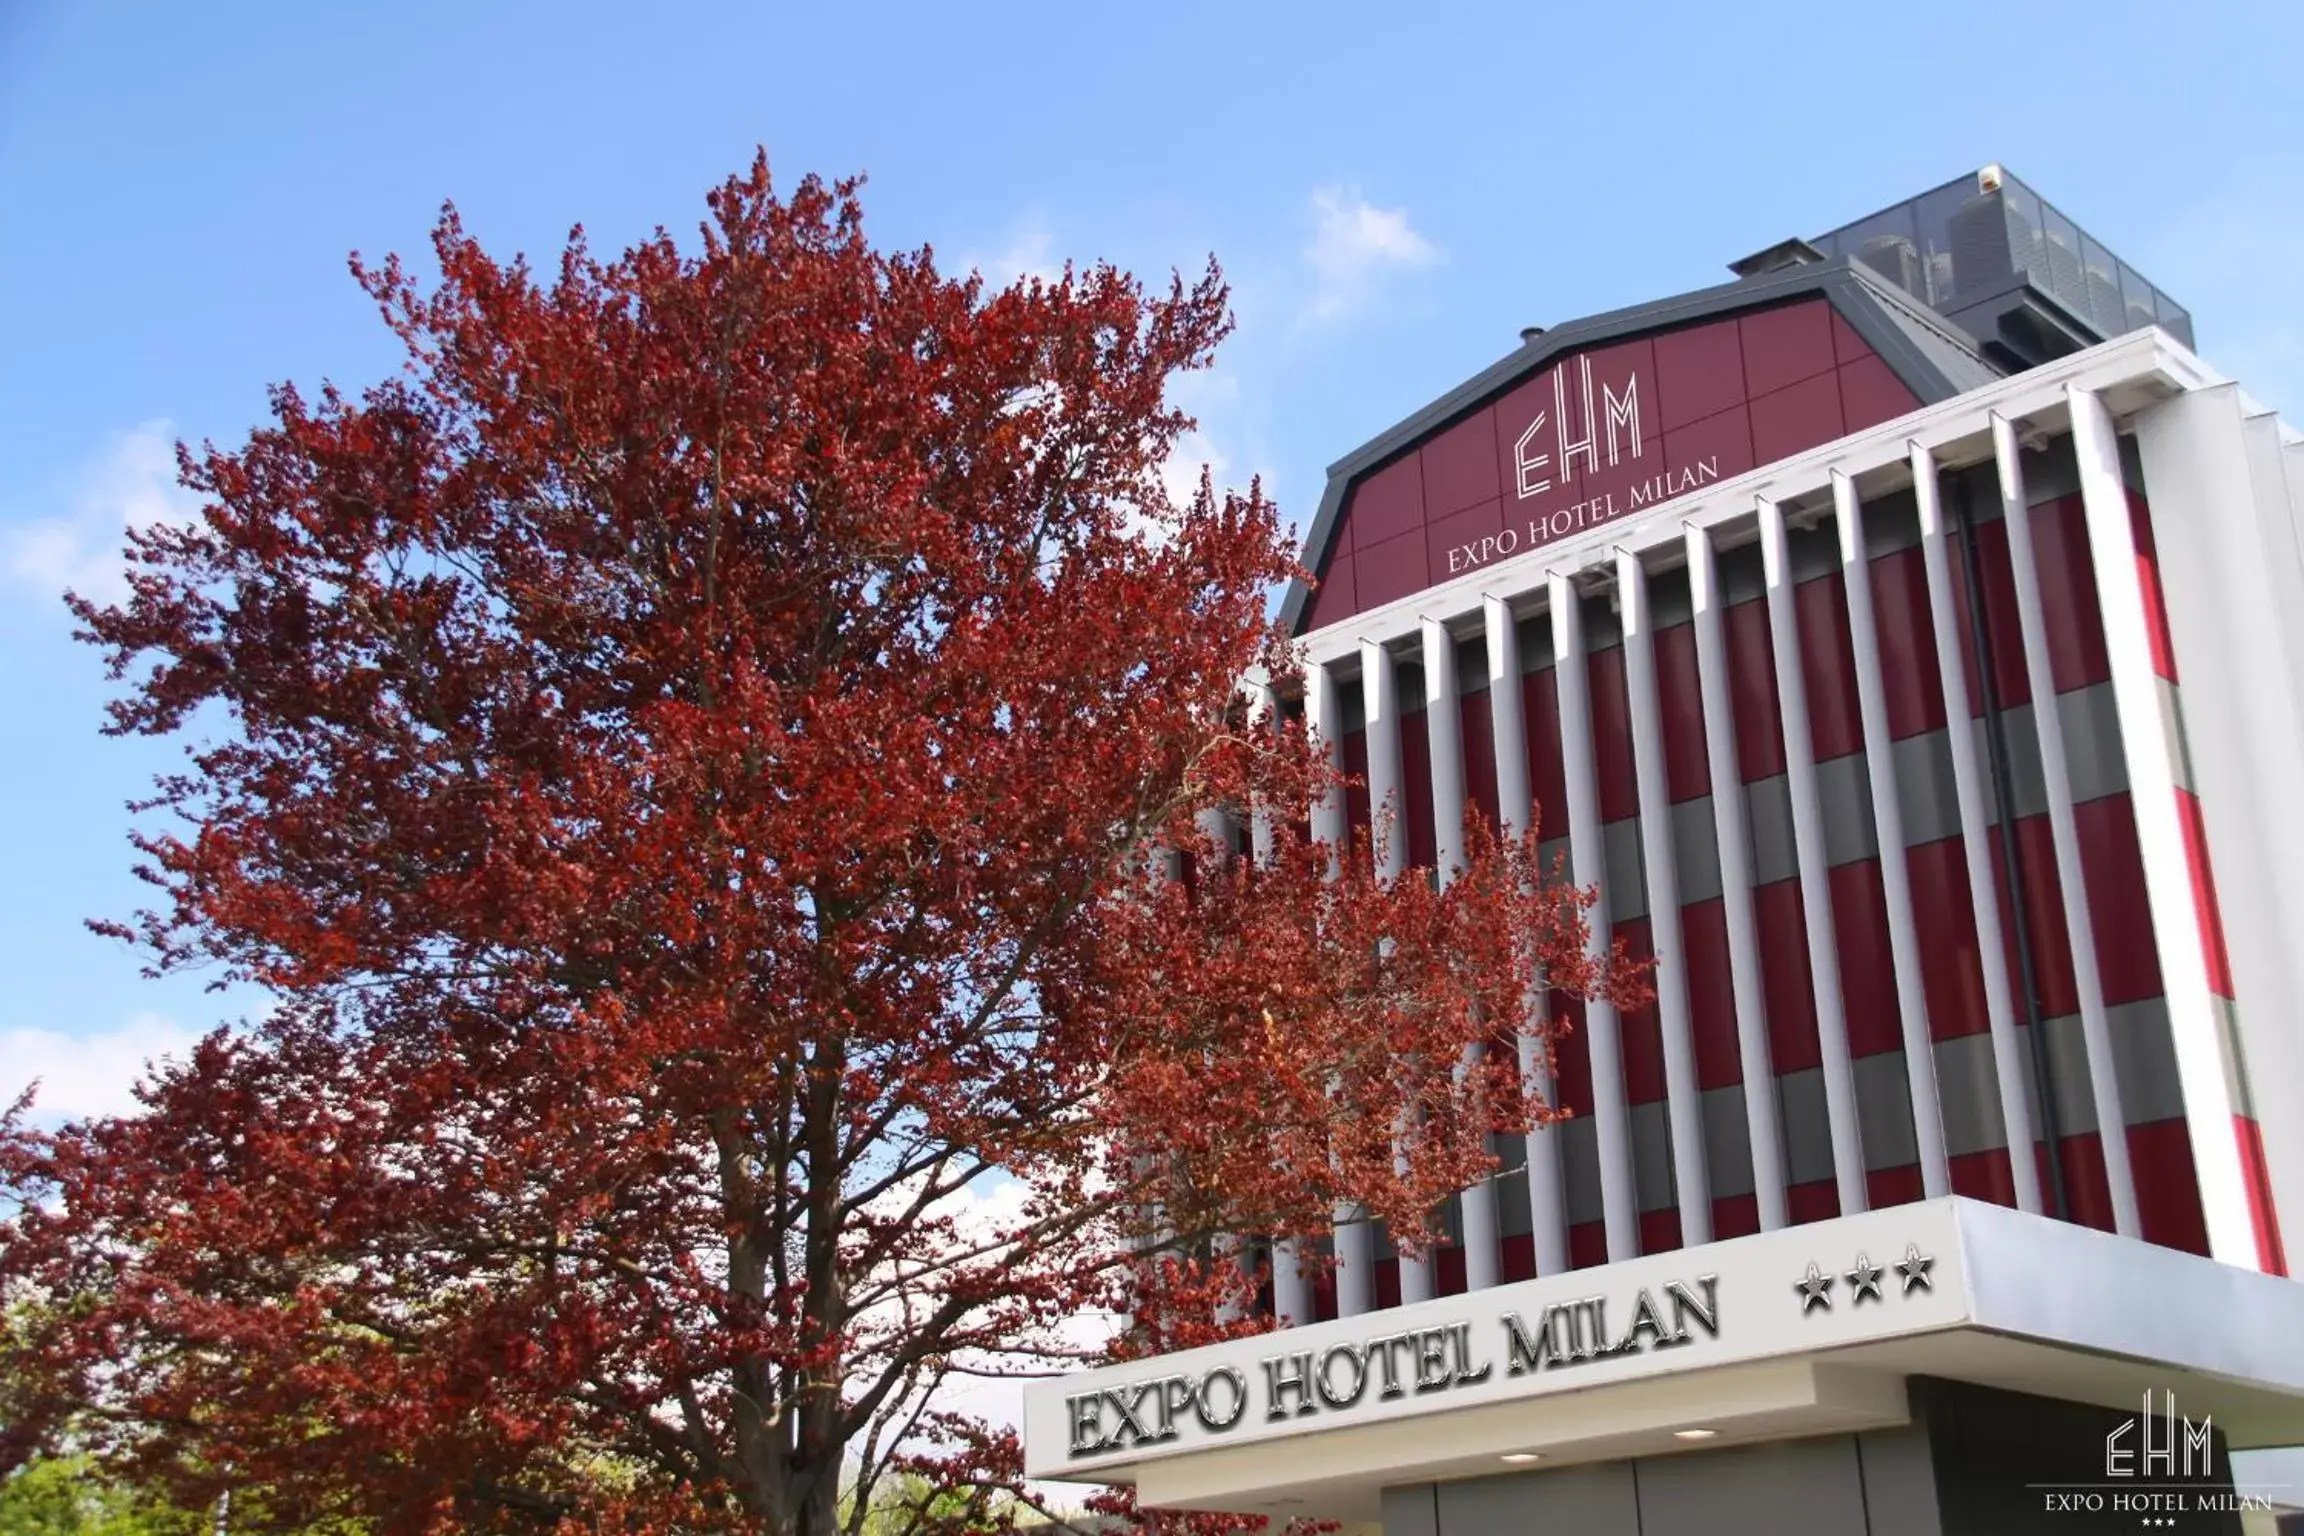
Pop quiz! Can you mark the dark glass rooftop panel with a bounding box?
[1812,166,2190,351]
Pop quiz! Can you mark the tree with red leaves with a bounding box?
[0,156,1639,1536]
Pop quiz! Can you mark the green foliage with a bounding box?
[843,1471,1033,1536]
[0,1457,206,1536]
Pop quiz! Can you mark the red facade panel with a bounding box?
[1794,571,1864,763]
[2028,496,2113,693]
[2130,1120,2212,1258]
[1739,302,1838,398]
[1868,546,1949,739]
[1587,645,1638,824]
[1950,1146,2021,1209]
[1752,877,1824,1073]
[1749,370,1846,465]
[1522,669,1569,842]
[1651,622,1712,802]
[1904,834,1992,1042]
[2128,487,2180,683]
[1660,403,1757,495]
[1678,897,1745,1089]
[1354,528,1431,611]
[1838,352,1921,433]
[1420,409,1500,521]
[1306,551,1356,631]
[2176,787,2237,1001]
[1710,1192,1762,1241]
[1867,1163,1927,1211]
[1567,1220,1608,1271]
[1724,597,1787,783]
[1653,320,1747,432]
[1342,728,1371,843]
[1612,917,1667,1106]
[1931,495,2115,713]
[1826,859,1902,1057]
[2237,1115,2291,1276]
[1990,816,2079,1021]
[1399,710,1438,872]
[1304,299,1928,628]
[1548,993,1595,1119]
[1425,497,1505,590]
[2076,793,2165,1007]
[1787,1178,1841,1226]
[1349,454,1424,549]
[1459,690,1499,833]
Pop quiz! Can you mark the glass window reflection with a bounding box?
[1913,179,1988,306]
[2037,200,2086,319]
[2119,263,2158,334]
[1838,201,1926,301]
[2080,234,2127,337]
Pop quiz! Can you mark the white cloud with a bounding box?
[969,227,1064,291]
[2,1010,207,1124]
[1301,186,1440,324]
[2,419,197,607]
[1160,370,1242,517]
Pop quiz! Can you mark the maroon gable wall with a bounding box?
[1304,298,1922,631]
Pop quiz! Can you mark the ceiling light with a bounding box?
[1500,1451,1542,1465]
[1673,1428,1719,1441]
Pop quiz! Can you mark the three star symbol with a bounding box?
[1796,1243,1935,1315]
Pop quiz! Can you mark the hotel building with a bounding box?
[1026,167,2304,1534]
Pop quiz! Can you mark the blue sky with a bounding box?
[3,0,2301,1120]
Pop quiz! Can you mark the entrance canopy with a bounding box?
[1022,1199,2304,1523]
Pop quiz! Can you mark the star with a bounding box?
[1846,1251,1884,1304]
[1796,1261,1834,1314]
[1897,1242,1935,1296]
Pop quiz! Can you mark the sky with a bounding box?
[2,0,2301,1124]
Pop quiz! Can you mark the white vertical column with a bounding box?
[1548,569,1639,1260]
[1307,663,1349,866]
[1361,640,1408,887]
[1423,618,1469,879]
[1914,439,2042,1215]
[1615,548,1713,1245]
[2064,391,2200,1244]
[1308,661,1377,1315]
[1424,616,1503,1292]
[1833,471,1952,1199]
[1250,680,1319,1327]
[1485,595,1571,1274]
[1361,638,1432,1306]
[1685,524,1789,1230]
[1999,416,2137,1233]
[1759,496,1870,1215]
[1197,805,1258,1325]
[2133,389,2304,1263]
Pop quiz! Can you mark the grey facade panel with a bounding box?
[1436,1462,1640,1535]
[1671,795,1724,906]
[1634,1434,1872,1536]
[1379,1484,1437,1536]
